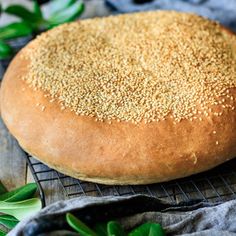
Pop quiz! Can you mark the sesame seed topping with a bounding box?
[22,11,236,123]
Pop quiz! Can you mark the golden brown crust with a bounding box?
[0,14,236,184]
[1,50,236,184]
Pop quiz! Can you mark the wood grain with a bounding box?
[0,118,27,190]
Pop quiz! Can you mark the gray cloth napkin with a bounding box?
[9,195,236,236]
[106,0,236,32]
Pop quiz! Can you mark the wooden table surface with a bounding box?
[0,118,30,190]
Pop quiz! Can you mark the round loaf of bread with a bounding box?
[1,11,236,185]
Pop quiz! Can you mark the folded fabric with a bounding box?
[9,195,236,235]
[106,0,236,32]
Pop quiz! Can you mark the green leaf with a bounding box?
[94,223,107,236]
[49,0,76,15]
[128,223,165,236]
[33,0,43,18]
[0,181,7,195]
[0,229,7,236]
[0,22,32,40]
[48,1,84,26]
[107,221,126,236]
[4,5,41,23]
[149,224,165,236]
[0,41,12,59]
[66,213,97,236]
[0,198,41,221]
[0,183,37,202]
[0,215,19,229]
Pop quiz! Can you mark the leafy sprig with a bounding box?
[0,0,84,59]
[66,213,166,236]
[0,183,37,202]
[0,181,41,236]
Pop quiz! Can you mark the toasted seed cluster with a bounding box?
[22,11,236,123]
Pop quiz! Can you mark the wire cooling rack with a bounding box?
[25,152,236,207]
